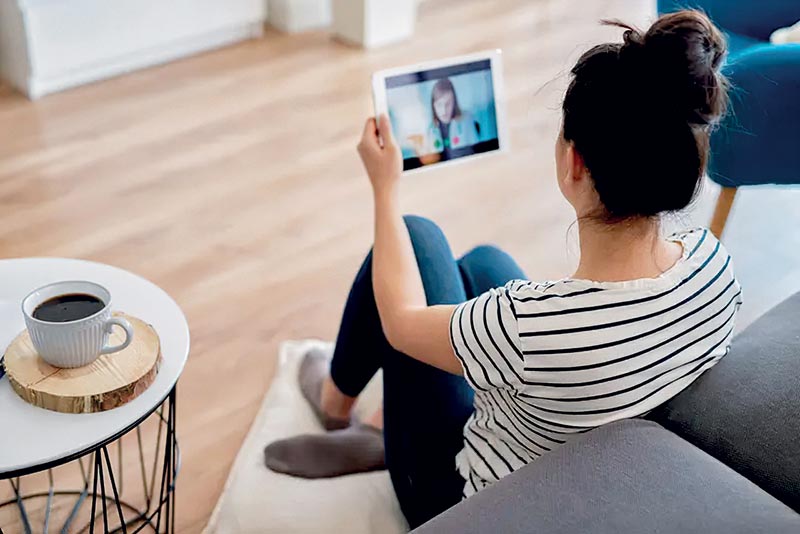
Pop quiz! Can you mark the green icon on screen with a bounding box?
[443,138,450,148]
[434,139,442,149]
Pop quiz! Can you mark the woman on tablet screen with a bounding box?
[266,11,741,529]
[407,77,480,164]
[428,78,479,160]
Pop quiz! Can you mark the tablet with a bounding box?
[372,50,508,173]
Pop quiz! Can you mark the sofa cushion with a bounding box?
[650,292,800,511]
[413,419,800,534]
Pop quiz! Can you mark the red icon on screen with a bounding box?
[453,136,460,145]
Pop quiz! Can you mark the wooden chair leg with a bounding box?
[710,186,737,239]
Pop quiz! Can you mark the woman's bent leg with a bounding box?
[328,216,473,526]
[328,215,470,397]
[326,219,527,528]
[378,216,475,528]
[327,249,389,397]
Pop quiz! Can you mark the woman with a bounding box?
[413,77,479,162]
[266,10,742,529]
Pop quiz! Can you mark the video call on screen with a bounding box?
[385,60,500,170]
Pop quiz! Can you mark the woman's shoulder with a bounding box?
[668,226,711,249]
[668,226,728,264]
[502,278,604,305]
[501,226,731,310]
[668,226,706,240]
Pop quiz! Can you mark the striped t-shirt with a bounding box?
[449,228,742,498]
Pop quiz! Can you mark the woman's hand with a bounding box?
[357,115,402,195]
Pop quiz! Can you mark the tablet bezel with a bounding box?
[371,49,508,175]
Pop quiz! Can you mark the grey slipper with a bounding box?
[299,348,351,431]
[264,424,385,479]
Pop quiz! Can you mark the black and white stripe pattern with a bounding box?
[450,228,742,498]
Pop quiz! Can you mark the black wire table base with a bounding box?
[0,388,179,534]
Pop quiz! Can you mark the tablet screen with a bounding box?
[384,59,500,171]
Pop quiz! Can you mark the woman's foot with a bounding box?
[264,423,386,479]
[299,348,354,431]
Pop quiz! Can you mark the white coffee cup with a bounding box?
[22,281,134,368]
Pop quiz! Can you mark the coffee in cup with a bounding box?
[22,281,134,368]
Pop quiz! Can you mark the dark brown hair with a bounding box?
[562,10,728,221]
[431,78,462,125]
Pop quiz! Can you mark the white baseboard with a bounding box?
[0,0,268,99]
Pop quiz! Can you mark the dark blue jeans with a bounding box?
[329,216,526,528]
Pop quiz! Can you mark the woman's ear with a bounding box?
[561,143,578,189]
[560,143,593,211]
[567,144,588,184]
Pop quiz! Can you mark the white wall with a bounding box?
[0,0,268,98]
[0,0,31,89]
[332,0,416,48]
[268,0,331,33]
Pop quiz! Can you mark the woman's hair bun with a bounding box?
[561,10,730,221]
[611,9,728,127]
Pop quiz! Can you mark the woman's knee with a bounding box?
[402,215,453,253]
[461,244,509,265]
[400,215,466,304]
[458,245,526,296]
[403,215,444,241]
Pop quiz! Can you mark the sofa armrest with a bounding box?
[709,44,800,187]
[412,420,800,534]
[650,291,800,511]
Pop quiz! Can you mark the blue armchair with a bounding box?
[658,1,800,237]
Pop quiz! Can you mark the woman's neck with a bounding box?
[572,217,682,283]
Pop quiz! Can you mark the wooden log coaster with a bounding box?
[3,313,161,414]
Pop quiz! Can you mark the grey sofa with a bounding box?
[414,292,800,533]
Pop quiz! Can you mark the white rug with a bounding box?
[204,340,408,534]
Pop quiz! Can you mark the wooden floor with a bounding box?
[2,0,798,531]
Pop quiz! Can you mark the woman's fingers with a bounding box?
[377,114,395,144]
[357,114,403,188]
[359,115,399,159]
[358,117,378,152]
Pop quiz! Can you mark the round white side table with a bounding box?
[0,258,190,534]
